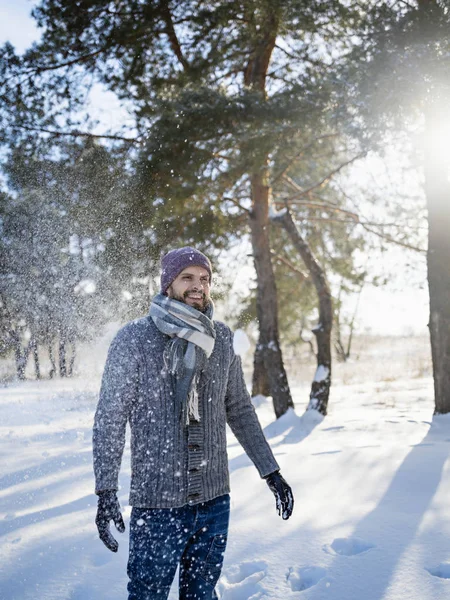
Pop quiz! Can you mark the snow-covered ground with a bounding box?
[1,337,450,600]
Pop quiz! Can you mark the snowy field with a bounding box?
[2,335,450,600]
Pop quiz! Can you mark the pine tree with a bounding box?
[0,0,364,416]
[341,0,450,414]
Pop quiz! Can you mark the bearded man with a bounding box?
[93,246,294,600]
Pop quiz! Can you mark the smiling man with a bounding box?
[166,263,211,312]
[93,246,294,600]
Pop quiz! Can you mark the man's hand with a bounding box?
[95,490,125,552]
[264,471,294,520]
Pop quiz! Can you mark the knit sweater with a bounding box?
[93,316,280,508]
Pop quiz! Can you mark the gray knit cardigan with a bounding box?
[93,316,280,508]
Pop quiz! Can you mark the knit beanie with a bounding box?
[160,247,212,294]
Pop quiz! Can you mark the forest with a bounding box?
[1,0,448,417]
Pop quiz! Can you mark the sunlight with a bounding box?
[422,98,450,171]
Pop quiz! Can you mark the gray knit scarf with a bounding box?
[149,293,216,423]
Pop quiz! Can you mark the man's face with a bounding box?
[167,266,211,312]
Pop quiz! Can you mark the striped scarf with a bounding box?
[149,293,216,423]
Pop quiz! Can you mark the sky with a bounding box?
[0,0,39,54]
[0,0,431,336]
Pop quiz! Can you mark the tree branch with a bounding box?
[284,153,367,202]
[278,199,360,222]
[271,134,339,184]
[359,222,426,253]
[159,0,190,71]
[271,251,308,280]
[274,43,302,61]
[24,47,109,76]
[13,123,138,143]
[273,201,425,252]
[291,216,359,224]
[277,174,360,221]
[222,195,250,213]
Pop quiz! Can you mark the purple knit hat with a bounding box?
[160,247,212,294]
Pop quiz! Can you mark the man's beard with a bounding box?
[174,291,209,312]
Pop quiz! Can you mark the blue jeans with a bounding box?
[127,494,230,600]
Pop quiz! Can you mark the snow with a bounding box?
[313,365,330,382]
[1,343,450,600]
[268,205,288,219]
[74,279,96,295]
[233,329,251,357]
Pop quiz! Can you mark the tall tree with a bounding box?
[1,0,364,416]
[342,0,450,413]
[232,139,369,409]
[273,207,333,415]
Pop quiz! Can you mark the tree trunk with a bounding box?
[343,286,362,361]
[333,282,347,362]
[32,340,41,380]
[48,343,56,378]
[334,282,362,362]
[252,339,271,397]
[424,106,450,414]
[68,343,76,377]
[59,338,67,377]
[244,5,294,418]
[249,173,294,418]
[12,332,26,380]
[334,334,348,363]
[273,209,332,415]
[13,334,31,381]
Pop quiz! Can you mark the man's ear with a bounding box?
[166,285,173,298]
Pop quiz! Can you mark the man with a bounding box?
[93,246,294,600]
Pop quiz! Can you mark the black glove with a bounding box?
[264,471,294,520]
[95,490,125,552]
